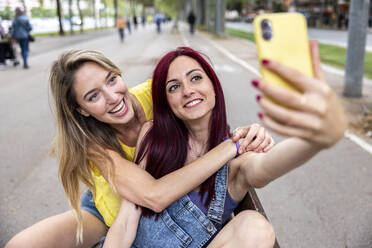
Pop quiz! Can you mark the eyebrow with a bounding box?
[166,69,202,85]
[83,71,112,100]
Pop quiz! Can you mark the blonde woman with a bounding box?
[6,50,274,248]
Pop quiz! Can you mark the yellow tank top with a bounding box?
[90,79,152,226]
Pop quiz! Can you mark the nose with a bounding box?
[103,88,119,104]
[182,82,195,97]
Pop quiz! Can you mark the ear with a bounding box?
[76,107,90,117]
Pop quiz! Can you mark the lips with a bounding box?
[109,99,125,114]
[184,98,203,108]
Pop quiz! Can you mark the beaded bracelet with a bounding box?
[223,137,240,157]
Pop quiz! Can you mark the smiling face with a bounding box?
[165,56,216,123]
[73,62,135,125]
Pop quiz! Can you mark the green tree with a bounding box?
[30,6,56,18]
[0,6,14,20]
[227,0,252,14]
[154,0,185,18]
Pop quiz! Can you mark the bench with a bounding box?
[234,186,280,247]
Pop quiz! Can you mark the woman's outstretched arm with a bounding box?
[95,122,273,213]
[231,40,347,190]
[96,125,237,213]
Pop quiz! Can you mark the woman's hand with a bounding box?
[231,123,275,154]
[252,40,347,149]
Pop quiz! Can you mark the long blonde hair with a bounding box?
[49,50,126,243]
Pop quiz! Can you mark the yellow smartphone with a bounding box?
[253,13,314,92]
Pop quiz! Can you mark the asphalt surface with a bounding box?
[1,22,372,247]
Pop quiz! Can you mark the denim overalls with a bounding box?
[131,163,230,248]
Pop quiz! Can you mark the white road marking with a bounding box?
[214,64,236,72]
[345,131,372,155]
[321,64,372,86]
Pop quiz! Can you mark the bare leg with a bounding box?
[207,210,275,248]
[5,210,107,248]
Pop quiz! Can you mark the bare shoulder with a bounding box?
[135,120,153,168]
[140,120,153,133]
[138,120,153,144]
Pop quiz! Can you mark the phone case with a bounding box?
[253,13,314,92]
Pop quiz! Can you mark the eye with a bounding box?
[168,84,180,92]
[108,75,117,85]
[191,75,202,82]
[89,92,99,101]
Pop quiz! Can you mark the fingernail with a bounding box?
[256,95,261,102]
[258,112,264,119]
[262,59,270,65]
[252,80,259,88]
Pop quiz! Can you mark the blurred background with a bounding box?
[1,0,372,247]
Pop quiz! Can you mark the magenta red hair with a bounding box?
[135,47,229,217]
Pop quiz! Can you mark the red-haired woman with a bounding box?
[104,44,346,247]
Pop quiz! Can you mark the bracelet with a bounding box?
[223,137,240,157]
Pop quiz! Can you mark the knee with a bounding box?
[233,210,275,248]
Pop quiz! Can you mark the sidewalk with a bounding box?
[196,28,372,146]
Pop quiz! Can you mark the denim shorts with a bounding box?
[81,189,106,225]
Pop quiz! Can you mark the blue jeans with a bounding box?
[81,189,106,224]
[17,38,29,66]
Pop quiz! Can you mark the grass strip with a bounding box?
[226,27,372,79]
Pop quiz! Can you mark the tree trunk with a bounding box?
[343,0,370,97]
[56,0,65,35]
[77,0,84,33]
[103,0,108,28]
[20,0,27,14]
[68,0,74,34]
[114,0,118,26]
[93,0,98,29]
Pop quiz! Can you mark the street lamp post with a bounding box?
[344,0,370,97]
[215,0,225,36]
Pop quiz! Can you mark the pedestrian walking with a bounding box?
[126,17,131,34]
[187,11,196,34]
[116,14,126,43]
[11,7,32,69]
[141,15,146,27]
[133,15,138,30]
[154,13,163,33]
[0,17,6,69]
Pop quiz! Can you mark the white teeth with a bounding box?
[185,99,202,107]
[110,100,125,113]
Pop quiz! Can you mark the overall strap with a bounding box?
[206,162,229,224]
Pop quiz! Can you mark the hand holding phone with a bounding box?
[252,37,347,148]
[254,13,314,93]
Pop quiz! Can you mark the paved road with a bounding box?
[227,21,372,52]
[1,23,372,247]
